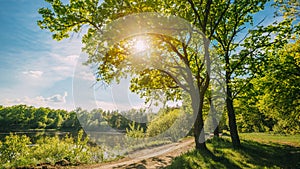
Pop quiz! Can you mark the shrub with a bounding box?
[147,109,190,141]
[125,122,146,147]
[32,130,99,165]
[0,134,33,168]
[126,122,145,139]
[0,130,104,168]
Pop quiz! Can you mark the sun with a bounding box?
[134,39,147,52]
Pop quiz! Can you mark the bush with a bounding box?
[0,130,104,168]
[0,134,33,168]
[125,122,146,147]
[147,109,190,141]
[32,130,101,165]
[126,122,145,139]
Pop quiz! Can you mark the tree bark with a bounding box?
[193,98,208,151]
[226,82,241,148]
[213,118,219,137]
[191,87,208,151]
[209,97,219,137]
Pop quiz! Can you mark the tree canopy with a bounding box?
[37,0,300,150]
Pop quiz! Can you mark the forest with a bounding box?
[0,78,299,135]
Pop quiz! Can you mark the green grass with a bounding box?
[239,132,300,147]
[166,133,300,169]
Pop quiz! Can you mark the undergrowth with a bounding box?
[0,130,104,169]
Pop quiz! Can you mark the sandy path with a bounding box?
[78,138,194,169]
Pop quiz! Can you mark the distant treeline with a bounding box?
[0,105,155,132]
[1,102,298,135]
[0,105,76,131]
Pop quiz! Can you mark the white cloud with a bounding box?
[48,54,79,80]
[22,70,43,78]
[17,37,82,87]
[75,70,96,81]
[95,100,145,111]
[95,101,118,111]
[16,53,80,91]
[4,92,70,109]
[0,15,84,110]
[73,65,96,82]
[72,53,97,82]
[52,54,79,67]
[52,66,71,72]
[45,92,68,103]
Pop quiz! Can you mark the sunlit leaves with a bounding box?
[274,0,300,21]
[239,40,300,134]
[38,0,100,40]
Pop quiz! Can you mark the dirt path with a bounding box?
[78,138,194,169]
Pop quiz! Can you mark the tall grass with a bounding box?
[0,130,104,168]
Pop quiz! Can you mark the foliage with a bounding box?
[274,0,300,21]
[126,121,145,138]
[0,105,150,134]
[146,108,191,141]
[37,0,300,149]
[0,134,32,168]
[147,109,179,138]
[0,105,80,131]
[33,130,95,165]
[124,121,146,147]
[0,130,104,168]
[234,84,275,133]
[37,0,100,41]
[234,40,300,134]
[76,108,149,132]
[36,0,225,151]
[253,40,300,134]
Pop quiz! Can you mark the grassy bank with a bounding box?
[2,132,299,168]
[166,133,300,169]
[239,132,300,147]
[0,130,104,169]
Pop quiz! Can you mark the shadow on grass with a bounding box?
[238,140,300,169]
[165,137,300,169]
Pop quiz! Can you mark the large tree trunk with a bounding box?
[213,117,219,137]
[192,36,210,151]
[209,97,219,137]
[226,82,241,148]
[191,89,208,151]
[193,100,208,151]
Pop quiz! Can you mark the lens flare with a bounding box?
[134,39,147,52]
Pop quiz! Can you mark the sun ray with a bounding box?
[134,39,147,52]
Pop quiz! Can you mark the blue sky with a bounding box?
[0,0,88,110]
[0,0,277,111]
[0,0,146,111]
